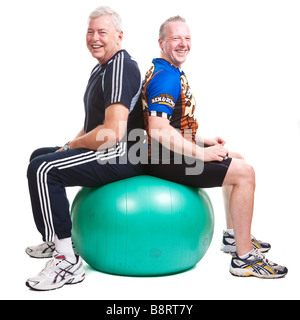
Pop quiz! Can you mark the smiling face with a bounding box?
[159,21,191,68]
[86,15,123,65]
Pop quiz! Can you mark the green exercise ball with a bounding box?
[71,175,214,276]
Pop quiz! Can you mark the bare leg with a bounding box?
[222,158,255,256]
[223,185,233,229]
[223,151,244,230]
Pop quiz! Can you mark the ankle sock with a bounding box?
[54,235,76,264]
[226,229,234,236]
[238,249,254,260]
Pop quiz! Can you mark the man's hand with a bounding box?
[205,137,226,147]
[203,144,228,162]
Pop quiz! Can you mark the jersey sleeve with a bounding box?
[103,53,141,110]
[146,70,181,119]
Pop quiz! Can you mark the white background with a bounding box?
[0,0,299,300]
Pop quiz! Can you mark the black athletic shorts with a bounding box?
[146,154,232,189]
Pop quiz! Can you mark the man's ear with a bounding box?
[117,31,124,45]
[158,38,164,51]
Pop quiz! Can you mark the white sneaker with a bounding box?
[26,241,79,259]
[25,242,55,259]
[221,231,271,254]
[230,249,288,279]
[26,251,85,291]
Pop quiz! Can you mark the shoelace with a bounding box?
[252,248,265,259]
[38,256,66,277]
[250,249,277,266]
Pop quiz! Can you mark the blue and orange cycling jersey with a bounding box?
[142,58,198,156]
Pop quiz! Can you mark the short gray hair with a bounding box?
[88,6,123,32]
[159,16,186,40]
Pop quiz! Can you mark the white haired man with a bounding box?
[25,6,144,290]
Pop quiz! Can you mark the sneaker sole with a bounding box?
[229,267,287,279]
[26,272,85,291]
[25,248,53,259]
[220,243,236,253]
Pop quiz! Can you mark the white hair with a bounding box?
[88,6,123,32]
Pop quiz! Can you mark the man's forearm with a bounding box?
[68,104,129,151]
[196,134,206,147]
[74,128,85,140]
[69,125,120,151]
[150,126,204,161]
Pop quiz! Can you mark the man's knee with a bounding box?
[29,147,59,162]
[27,157,43,180]
[224,159,255,187]
[28,147,60,179]
[30,148,44,162]
[242,162,256,186]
